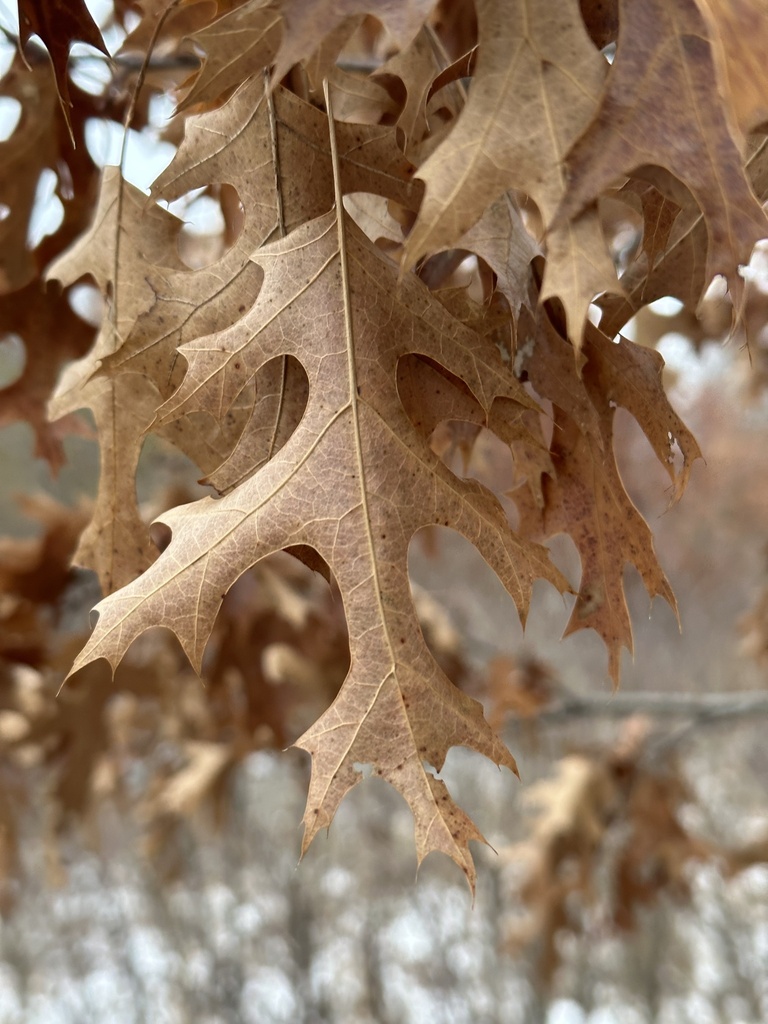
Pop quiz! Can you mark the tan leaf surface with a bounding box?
[448,194,541,320]
[599,137,768,334]
[344,193,406,247]
[515,401,676,684]
[177,0,282,109]
[617,180,681,279]
[599,211,709,337]
[203,355,309,492]
[504,411,554,510]
[323,67,399,125]
[115,0,218,61]
[154,78,421,254]
[540,211,624,344]
[45,167,184,390]
[374,25,440,154]
[397,353,486,442]
[518,368,679,688]
[114,80,418,481]
[555,0,768,316]
[272,0,437,82]
[581,325,703,502]
[511,312,695,678]
[97,242,291,490]
[701,0,768,137]
[46,171,185,592]
[514,305,602,451]
[47,166,185,360]
[403,0,620,340]
[53,372,160,594]
[70,206,569,886]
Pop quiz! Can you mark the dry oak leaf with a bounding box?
[555,0,768,319]
[599,209,709,338]
[97,244,286,495]
[514,400,676,684]
[395,315,546,485]
[538,209,624,345]
[0,493,90,606]
[581,325,702,503]
[271,0,437,83]
[505,752,617,980]
[599,136,768,336]
[443,193,542,323]
[177,0,282,109]
[47,166,186,364]
[321,67,400,126]
[17,0,107,135]
[427,46,477,103]
[97,236,265,486]
[45,168,184,408]
[130,361,308,501]
[397,351,542,494]
[153,78,422,255]
[102,240,263,396]
[514,304,602,452]
[403,0,621,342]
[343,192,407,248]
[46,171,184,593]
[374,25,441,155]
[616,180,682,282]
[397,352,487,443]
[50,370,161,594]
[700,0,768,137]
[71,208,568,886]
[115,0,227,77]
[512,322,696,680]
[132,81,417,482]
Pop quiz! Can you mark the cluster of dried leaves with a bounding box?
[2,0,768,893]
[499,711,768,980]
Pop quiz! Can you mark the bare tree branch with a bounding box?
[528,691,768,726]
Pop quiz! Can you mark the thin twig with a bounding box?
[525,690,768,726]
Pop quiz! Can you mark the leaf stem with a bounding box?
[267,69,289,461]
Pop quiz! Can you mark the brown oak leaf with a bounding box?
[46,170,185,592]
[18,0,107,135]
[514,402,676,684]
[403,0,622,342]
[701,0,768,137]
[69,206,568,887]
[176,0,282,109]
[154,78,421,254]
[555,0,768,318]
